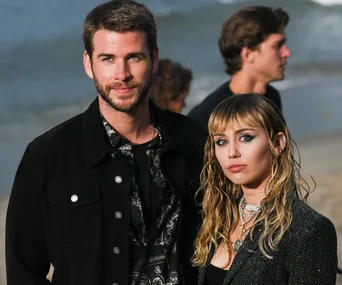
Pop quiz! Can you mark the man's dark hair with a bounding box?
[219,6,289,75]
[83,0,157,59]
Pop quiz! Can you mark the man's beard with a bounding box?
[93,72,152,113]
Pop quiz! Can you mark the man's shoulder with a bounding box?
[266,84,280,95]
[28,112,84,153]
[189,81,231,116]
[159,109,207,155]
[161,110,207,138]
[188,81,231,126]
[28,99,100,153]
[265,84,282,111]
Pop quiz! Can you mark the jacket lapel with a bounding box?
[198,248,215,285]
[223,223,264,285]
[198,266,206,285]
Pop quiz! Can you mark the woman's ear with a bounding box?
[275,132,287,157]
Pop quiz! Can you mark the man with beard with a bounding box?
[188,6,291,129]
[6,1,206,285]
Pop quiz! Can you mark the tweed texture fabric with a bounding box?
[198,199,337,285]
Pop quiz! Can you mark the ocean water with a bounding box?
[0,0,342,195]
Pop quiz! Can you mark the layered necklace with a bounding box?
[234,196,262,252]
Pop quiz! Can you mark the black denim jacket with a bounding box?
[6,98,207,285]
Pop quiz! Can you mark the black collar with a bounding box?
[82,98,176,167]
[82,98,113,167]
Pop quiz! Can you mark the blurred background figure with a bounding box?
[149,59,193,113]
[188,6,290,128]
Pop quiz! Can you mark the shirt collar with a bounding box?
[100,112,163,150]
[82,98,170,167]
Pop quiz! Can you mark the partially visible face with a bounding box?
[213,120,272,190]
[83,30,158,113]
[252,33,291,83]
[167,89,189,113]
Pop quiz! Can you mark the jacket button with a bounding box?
[114,211,123,219]
[114,175,122,184]
[113,247,120,255]
[110,152,116,159]
[70,195,78,203]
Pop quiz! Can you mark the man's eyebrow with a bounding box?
[125,52,147,59]
[96,52,147,59]
[276,38,287,46]
[97,53,114,59]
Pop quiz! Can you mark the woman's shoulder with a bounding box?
[290,199,335,234]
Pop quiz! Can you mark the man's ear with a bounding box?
[275,132,287,157]
[83,51,94,79]
[241,46,257,64]
[152,47,159,75]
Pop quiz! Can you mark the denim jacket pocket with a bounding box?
[47,180,100,247]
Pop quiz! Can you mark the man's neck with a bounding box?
[229,72,268,95]
[99,98,156,145]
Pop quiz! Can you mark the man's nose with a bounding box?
[114,60,131,81]
[281,44,292,58]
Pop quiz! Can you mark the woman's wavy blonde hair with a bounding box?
[193,93,311,267]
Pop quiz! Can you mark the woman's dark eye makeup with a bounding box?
[215,139,227,146]
[214,132,256,145]
[240,134,255,142]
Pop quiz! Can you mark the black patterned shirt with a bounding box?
[102,115,181,285]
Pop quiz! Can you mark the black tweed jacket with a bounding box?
[198,199,337,285]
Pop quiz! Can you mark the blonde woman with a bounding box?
[193,93,337,285]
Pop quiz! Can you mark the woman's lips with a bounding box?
[228,164,246,173]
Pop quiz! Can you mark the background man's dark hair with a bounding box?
[149,59,193,109]
[219,6,289,75]
[83,0,157,59]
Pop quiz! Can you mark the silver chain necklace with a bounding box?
[234,196,262,251]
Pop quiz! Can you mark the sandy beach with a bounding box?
[0,133,341,284]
